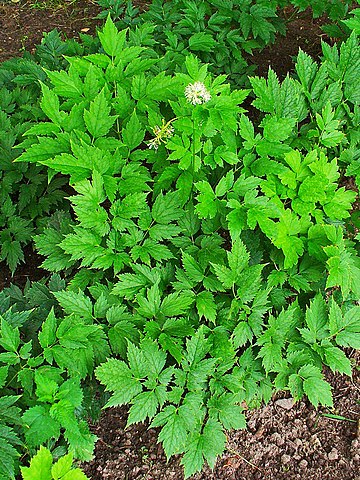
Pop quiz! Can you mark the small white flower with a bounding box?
[184,82,211,105]
[148,138,160,150]
[147,119,175,150]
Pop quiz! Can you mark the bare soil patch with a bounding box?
[0,0,102,62]
[83,357,360,480]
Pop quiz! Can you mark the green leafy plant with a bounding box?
[21,446,89,480]
[0,276,109,478]
[290,0,357,21]
[96,0,288,83]
[0,28,99,274]
[341,7,360,34]
[14,16,360,477]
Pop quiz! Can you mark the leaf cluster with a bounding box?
[0,277,107,478]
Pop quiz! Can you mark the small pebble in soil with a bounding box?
[299,459,308,469]
[328,448,339,461]
[275,398,295,410]
[281,454,291,464]
[294,438,302,448]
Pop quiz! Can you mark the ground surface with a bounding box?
[0,0,102,62]
[83,361,360,480]
[0,1,359,479]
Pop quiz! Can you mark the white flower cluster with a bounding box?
[184,82,211,105]
[147,119,175,150]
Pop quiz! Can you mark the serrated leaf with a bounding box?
[182,253,204,283]
[299,364,333,408]
[122,111,145,150]
[62,470,89,480]
[258,342,283,372]
[98,16,127,57]
[84,89,117,138]
[323,345,352,376]
[38,308,57,349]
[211,263,235,289]
[184,328,211,366]
[95,358,142,407]
[196,291,217,323]
[195,181,217,219]
[21,446,52,480]
[0,319,20,352]
[296,48,317,91]
[160,291,194,317]
[141,338,167,378]
[189,32,216,52]
[40,82,66,127]
[0,423,21,478]
[227,239,249,275]
[181,419,226,478]
[232,321,253,348]
[0,365,8,389]
[54,290,93,321]
[152,191,182,225]
[127,390,159,426]
[152,406,187,458]
[262,116,296,142]
[51,453,72,479]
[239,114,255,147]
[181,433,204,479]
[305,294,328,340]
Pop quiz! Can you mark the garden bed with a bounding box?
[84,364,360,480]
[0,1,359,479]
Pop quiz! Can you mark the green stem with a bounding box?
[190,117,196,199]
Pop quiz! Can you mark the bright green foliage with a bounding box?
[4,14,360,480]
[21,446,89,480]
[0,278,107,478]
[342,8,360,35]
[0,29,97,273]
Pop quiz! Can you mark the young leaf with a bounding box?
[151,405,188,458]
[84,89,117,138]
[98,16,127,57]
[299,364,333,408]
[21,446,52,480]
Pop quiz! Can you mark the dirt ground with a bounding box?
[0,1,359,479]
[0,0,102,62]
[0,0,326,76]
[83,358,360,480]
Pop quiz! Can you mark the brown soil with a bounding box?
[1,2,328,78]
[251,6,329,79]
[83,359,360,480]
[0,0,102,62]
